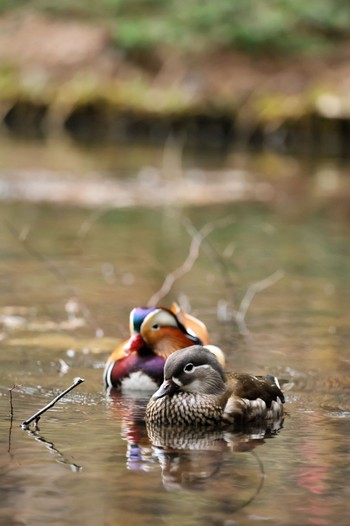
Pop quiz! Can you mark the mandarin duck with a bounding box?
[146,345,285,427]
[103,304,225,391]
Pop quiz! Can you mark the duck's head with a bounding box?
[139,309,203,359]
[120,307,158,354]
[110,306,214,362]
[129,307,156,334]
[151,345,227,400]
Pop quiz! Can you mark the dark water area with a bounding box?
[1,138,350,525]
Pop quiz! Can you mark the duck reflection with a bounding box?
[106,388,153,471]
[106,388,283,492]
[147,419,283,492]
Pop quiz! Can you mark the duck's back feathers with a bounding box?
[223,372,284,424]
[170,303,209,345]
[227,373,285,406]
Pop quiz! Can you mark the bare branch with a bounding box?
[147,215,237,307]
[185,221,285,337]
[183,217,237,307]
[147,221,215,307]
[235,269,285,335]
[21,377,84,428]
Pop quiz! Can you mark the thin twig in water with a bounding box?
[21,377,84,428]
[147,222,216,307]
[8,385,20,454]
[185,220,285,336]
[4,219,101,336]
[9,385,17,419]
[235,269,285,335]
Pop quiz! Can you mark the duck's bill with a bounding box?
[151,378,179,400]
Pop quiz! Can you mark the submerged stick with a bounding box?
[147,221,215,307]
[21,377,84,428]
[236,269,285,334]
[8,384,17,419]
[148,215,235,307]
[183,217,237,306]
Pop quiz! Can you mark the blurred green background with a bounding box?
[2,0,350,54]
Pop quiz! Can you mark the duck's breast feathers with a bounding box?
[106,333,145,365]
[104,350,165,389]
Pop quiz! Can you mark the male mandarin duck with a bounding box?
[146,345,285,427]
[103,304,225,391]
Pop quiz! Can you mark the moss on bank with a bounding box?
[1,3,350,151]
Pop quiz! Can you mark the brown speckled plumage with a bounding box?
[147,391,224,426]
[146,345,284,427]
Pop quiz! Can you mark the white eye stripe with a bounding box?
[183,363,210,374]
[143,309,178,328]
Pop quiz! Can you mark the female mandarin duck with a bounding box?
[146,345,284,427]
[103,304,225,391]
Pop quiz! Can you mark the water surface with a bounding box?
[1,139,350,525]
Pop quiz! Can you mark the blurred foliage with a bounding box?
[1,0,350,54]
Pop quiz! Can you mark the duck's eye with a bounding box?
[152,323,160,330]
[184,363,195,373]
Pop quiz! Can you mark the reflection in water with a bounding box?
[147,421,283,495]
[22,429,82,472]
[149,427,268,496]
[106,388,282,501]
[1,179,350,525]
[106,389,153,470]
[147,419,283,451]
